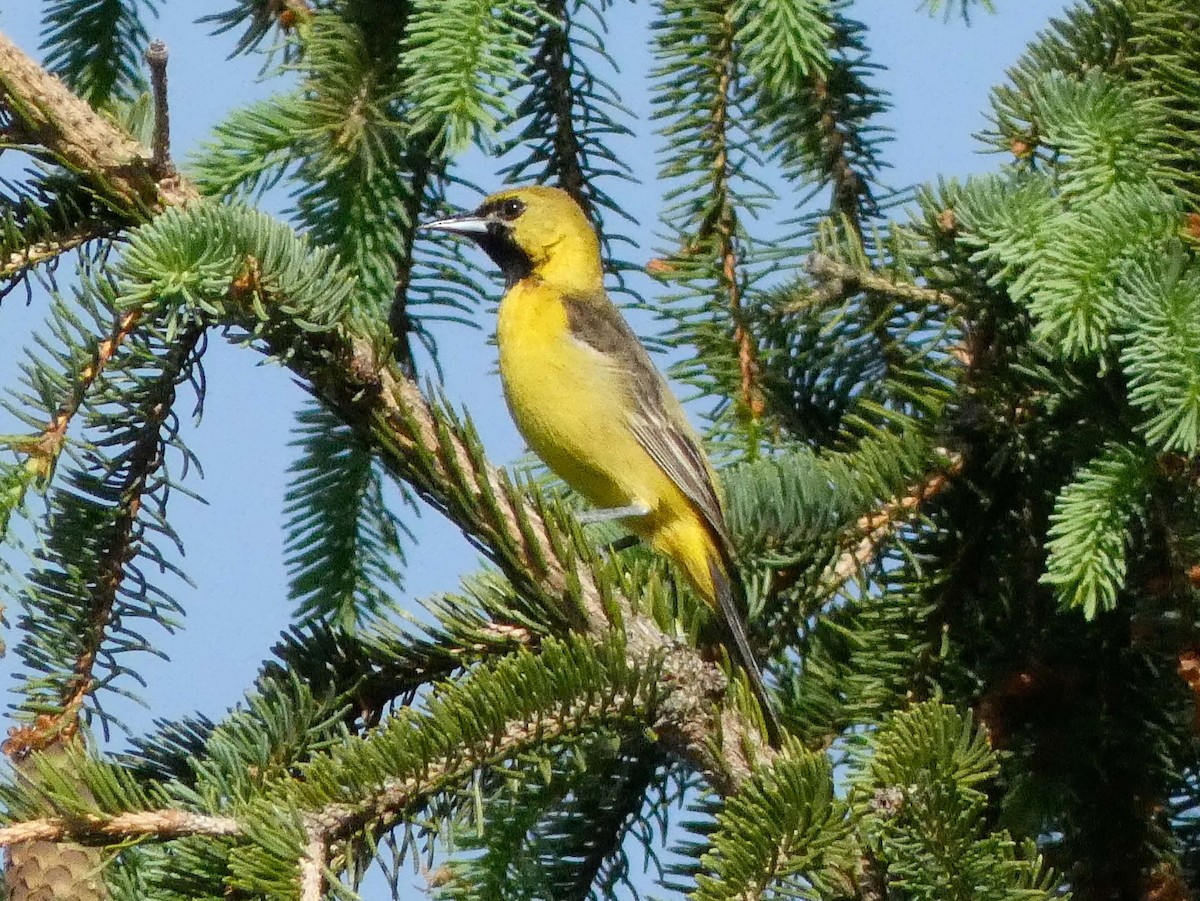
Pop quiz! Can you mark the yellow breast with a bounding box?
[496,281,681,524]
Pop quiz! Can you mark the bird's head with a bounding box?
[421,185,602,290]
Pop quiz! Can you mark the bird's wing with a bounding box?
[562,290,733,552]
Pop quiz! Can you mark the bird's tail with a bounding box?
[708,556,783,747]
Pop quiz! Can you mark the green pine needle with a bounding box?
[1041,442,1152,618]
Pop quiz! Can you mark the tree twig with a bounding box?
[812,76,871,237]
[144,40,174,179]
[823,453,964,592]
[14,309,143,487]
[0,221,114,282]
[713,9,765,423]
[0,31,196,213]
[802,252,957,310]
[8,325,206,752]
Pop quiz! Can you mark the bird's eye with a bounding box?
[498,198,525,221]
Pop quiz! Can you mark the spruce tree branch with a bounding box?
[62,336,198,720]
[0,811,241,846]
[538,3,589,214]
[13,325,205,752]
[14,308,143,488]
[809,35,878,236]
[816,76,866,234]
[299,829,327,901]
[0,221,115,283]
[712,9,765,424]
[0,700,664,898]
[823,453,963,592]
[0,36,772,793]
[309,687,658,848]
[802,252,958,309]
[0,31,197,214]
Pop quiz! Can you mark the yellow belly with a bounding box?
[496,282,689,542]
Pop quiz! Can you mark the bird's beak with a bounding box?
[419,213,491,236]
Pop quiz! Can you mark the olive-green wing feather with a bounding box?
[564,292,780,743]
[562,291,732,553]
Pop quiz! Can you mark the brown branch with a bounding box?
[823,453,964,592]
[0,31,197,213]
[712,9,765,423]
[0,811,241,847]
[0,221,114,282]
[813,75,868,238]
[14,309,143,488]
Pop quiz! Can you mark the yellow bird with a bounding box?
[422,185,780,744]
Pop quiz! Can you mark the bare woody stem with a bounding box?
[803,252,958,309]
[145,40,174,178]
[299,830,327,901]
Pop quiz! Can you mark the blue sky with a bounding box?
[0,0,1069,885]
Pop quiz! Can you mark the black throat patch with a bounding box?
[474,224,533,288]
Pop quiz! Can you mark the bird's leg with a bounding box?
[575,503,650,525]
